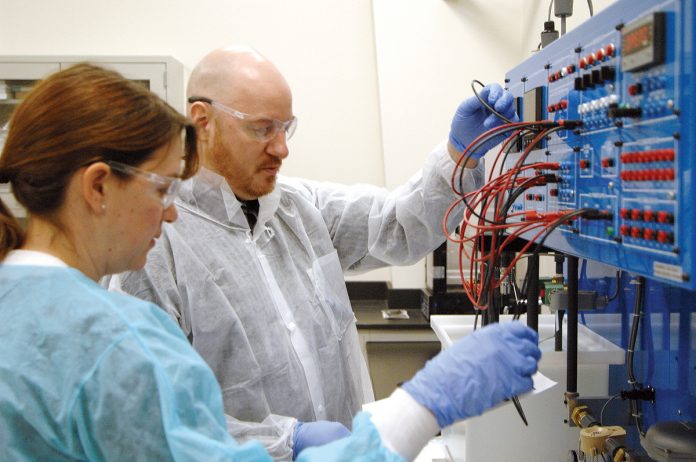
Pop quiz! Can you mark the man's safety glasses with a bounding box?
[188,96,297,142]
[106,161,182,208]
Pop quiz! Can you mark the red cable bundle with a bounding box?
[443,121,580,310]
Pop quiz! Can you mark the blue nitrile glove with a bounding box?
[401,322,541,428]
[292,420,351,459]
[449,82,518,158]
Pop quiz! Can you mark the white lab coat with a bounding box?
[110,142,483,460]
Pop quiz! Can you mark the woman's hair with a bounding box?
[0,63,199,258]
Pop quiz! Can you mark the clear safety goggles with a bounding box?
[188,96,297,142]
[106,161,182,208]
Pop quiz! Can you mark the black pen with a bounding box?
[511,395,528,426]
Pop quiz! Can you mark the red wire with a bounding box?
[443,121,568,309]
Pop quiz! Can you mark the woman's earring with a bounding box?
[101,204,107,211]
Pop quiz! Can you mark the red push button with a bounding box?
[657,211,674,224]
[657,230,674,244]
[628,83,643,96]
[606,43,615,57]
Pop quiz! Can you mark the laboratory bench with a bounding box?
[348,282,441,401]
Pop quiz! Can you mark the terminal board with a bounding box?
[503,0,696,289]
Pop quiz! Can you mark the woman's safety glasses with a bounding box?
[106,161,182,208]
[188,96,297,142]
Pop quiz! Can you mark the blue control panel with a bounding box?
[502,0,696,441]
[504,0,696,290]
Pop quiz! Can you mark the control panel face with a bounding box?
[504,0,695,289]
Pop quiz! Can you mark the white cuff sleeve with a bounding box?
[362,388,440,461]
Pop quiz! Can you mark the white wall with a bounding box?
[0,0,614,289]
[372,0,527,288]
[0,0,385,184]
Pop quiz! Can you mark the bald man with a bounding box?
[110,45,516,459]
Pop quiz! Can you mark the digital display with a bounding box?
[621,12,665,72]
[623,22,653,56]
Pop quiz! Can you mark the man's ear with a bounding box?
[81,162,110,214]
[189,102,213,142]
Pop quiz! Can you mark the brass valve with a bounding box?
[579,426,626,458]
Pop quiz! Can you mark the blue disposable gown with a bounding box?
[110,143,483,458]
[0,264,402,462]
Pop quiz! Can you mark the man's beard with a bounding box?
[210,133,278,199]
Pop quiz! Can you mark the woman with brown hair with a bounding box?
[0,63,266,460]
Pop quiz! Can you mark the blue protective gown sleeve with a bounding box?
[297,413,404,462]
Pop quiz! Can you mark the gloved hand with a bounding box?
[402,322,541,428]
[292,420,351,459]
[449,82,518,159]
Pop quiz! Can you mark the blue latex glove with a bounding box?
[402,322,541,428]
[449,83,518,158]
[292,420,351,459]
